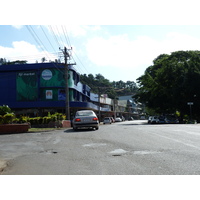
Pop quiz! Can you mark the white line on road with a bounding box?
[151,132,200,151]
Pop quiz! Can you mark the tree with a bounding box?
[80,73,137,99]
[135,50,200,120]
[41,57,46,63]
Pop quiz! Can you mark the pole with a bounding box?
[98,87,101,121]
[64,47,70,120]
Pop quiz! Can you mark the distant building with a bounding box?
[118,95,143,119]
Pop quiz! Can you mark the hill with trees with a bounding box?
[80,73,138,99]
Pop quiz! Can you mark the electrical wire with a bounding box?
[48,25,62,49]
[25,25,64,74]
[62,25,71,48]
[40,25,57,53]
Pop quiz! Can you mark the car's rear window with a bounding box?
[76,111,94,116]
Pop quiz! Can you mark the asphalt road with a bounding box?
[1,120,200,175]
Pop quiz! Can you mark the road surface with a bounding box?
[1,120,200,174]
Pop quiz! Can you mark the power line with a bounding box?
[40,25,57,53]
[55,26,65,47]
[62,25,72,48]
[48,25,62,49]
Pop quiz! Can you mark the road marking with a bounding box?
[151,132,200,151]
[83,143,107,147]
[109,149,128,156]
[133,150,161,155]
[173,130,200,136]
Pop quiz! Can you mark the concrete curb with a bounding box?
[0,160,7,173]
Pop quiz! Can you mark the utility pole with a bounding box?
[98,87,101,121]
[60,47,75,120]
[64,47,70,120]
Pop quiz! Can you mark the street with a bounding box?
[1,120,200,174]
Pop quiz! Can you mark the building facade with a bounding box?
[0,63,136,120]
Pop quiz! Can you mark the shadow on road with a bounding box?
[64,128,96,133]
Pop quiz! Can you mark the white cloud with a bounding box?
[0,41,57,63]
[86,32,200,69]
[12,25,23,29]
[46,25,101,38]
[84,31,200,81]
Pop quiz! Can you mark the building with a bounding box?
[118,95,143,119]
[0,62,135,120]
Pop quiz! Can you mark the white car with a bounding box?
[72,110,99,131]
[150,116,159,124]
[115,117,122,122]
[103,117,112,124]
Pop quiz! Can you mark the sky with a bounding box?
[1,25,200,83]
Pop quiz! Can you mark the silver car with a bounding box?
[72,110,99,131]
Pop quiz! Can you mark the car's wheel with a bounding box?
[96,126,99,130]
[73,127,78,131]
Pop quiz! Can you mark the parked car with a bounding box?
[115,117,122,122]
[150,116,159,124]
[158,116,166,124]
[128,117,134,121]
[72,110,99,131]
[165,117,179,124]
[103,117,112,124]
[148,116,153,124]
[110,117,115,123]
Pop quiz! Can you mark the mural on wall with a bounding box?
[16,71,38,101]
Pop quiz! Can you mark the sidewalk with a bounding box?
[0,159,7,173]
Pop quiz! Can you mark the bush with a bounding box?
[43,117,51,124]
[0,115,3,124]
[0,105,12,115]
[2,113,15,124]
[22,112,66,126]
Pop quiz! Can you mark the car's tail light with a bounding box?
[93,117,98,121]
[75,118,81,122]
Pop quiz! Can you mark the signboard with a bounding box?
[40,69,65,87]
[16,71,37,101]
[46,90,53,99]
[187,102,194,105]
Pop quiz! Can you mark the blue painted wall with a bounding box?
[0,63,96,110]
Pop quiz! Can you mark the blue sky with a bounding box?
[2,25,200,83]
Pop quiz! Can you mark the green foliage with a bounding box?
[3,113,15,124]
[0,115,3,124]
[0,105,15,124]
[0,58,27,65]
[0,105,12,115]
[20,113,66,126]
[135,50,200,119]
[80,73,138,98]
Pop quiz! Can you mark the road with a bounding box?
[1,120,200,174]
